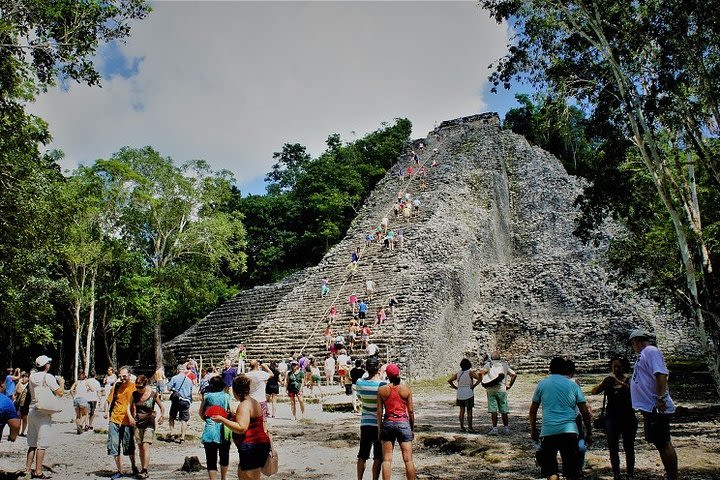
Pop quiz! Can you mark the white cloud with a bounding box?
[28,1,509,193]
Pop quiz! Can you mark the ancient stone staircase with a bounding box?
[163,121,449,367]
[164,112,699,377]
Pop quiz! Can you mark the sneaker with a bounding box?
[139,469,149,479]
[110,473,124,480]
[487,427,498,435]
[503,426,510,434]
[132,466,140,476]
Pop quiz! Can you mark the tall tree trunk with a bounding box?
[84,271,96,375]
[154,309,164,370]
[111,337,117,369]
[73,300,82,383]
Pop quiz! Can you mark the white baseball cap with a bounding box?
[35,355,52,367]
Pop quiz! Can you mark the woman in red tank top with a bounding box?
[377,363,416,480]
[211,375,271,479]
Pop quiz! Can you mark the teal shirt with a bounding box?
[531,375,586,437]
[201,391,231,444]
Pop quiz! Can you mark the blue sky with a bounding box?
[29,1,527,196]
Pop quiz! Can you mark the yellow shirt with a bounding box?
[107,381,136,426]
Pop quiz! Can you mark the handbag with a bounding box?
[593,392,607,432]
[261,434,279,476]
[35,374,63,414]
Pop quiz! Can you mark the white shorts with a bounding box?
[27,408,54,449]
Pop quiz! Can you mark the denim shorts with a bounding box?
[380,420,413,444]
[238,442,271,471]
[107,422,135,456]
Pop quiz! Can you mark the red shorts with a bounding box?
[338,369,348,376]
[288,391,302,398]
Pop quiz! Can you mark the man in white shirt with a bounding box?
[479,352,517,434]
[245,360,272,417]
[87,370,102,431]
[629,329,678,480]
[26,355,64,479]
[323,354,336,386]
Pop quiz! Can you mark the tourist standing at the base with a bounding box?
[629,329,678,480]
[355,357,385,480]
[377,363,416,480]
[127,374,164,479]
[168,364,193,443]
[591,356,637,480]
[530,357,592,480]
[0,373,20,442]
[106,366,138,479]
[480,352,517,434]
[26,355,64,479]
[448,358,481,432]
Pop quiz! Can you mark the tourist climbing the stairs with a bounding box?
[329,305,338,323]
[387,295,399,317]
[374,307,387,328]
[358,299,368,320]
[360,324,372,350]
[320,277,330,297]
[366,280,375,301]
[324,324,334,350]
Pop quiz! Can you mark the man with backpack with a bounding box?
[479,352,517,434]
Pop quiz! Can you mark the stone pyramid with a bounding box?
[163,113,698,377]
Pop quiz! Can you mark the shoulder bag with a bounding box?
[170,375,187,402]
[261,433,279,476]
[35,374,63,415]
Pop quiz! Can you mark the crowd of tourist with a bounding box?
[0,328,681,480]
[0,137,682,480]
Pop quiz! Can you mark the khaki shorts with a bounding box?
[134,426,155,444]
[27,409,54,449]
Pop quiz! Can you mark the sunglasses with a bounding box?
[136,384,146,388]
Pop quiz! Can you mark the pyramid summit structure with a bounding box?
[163,113,698,377]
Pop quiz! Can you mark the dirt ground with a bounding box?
[1,372,718,479]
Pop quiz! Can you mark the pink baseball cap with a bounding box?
[385,363,400,378]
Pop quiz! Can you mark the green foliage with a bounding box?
[504,93,595,176]
[234,118,412,286]
[482,0,720,323]
[0,0,151,366]
[93,147,247,367]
